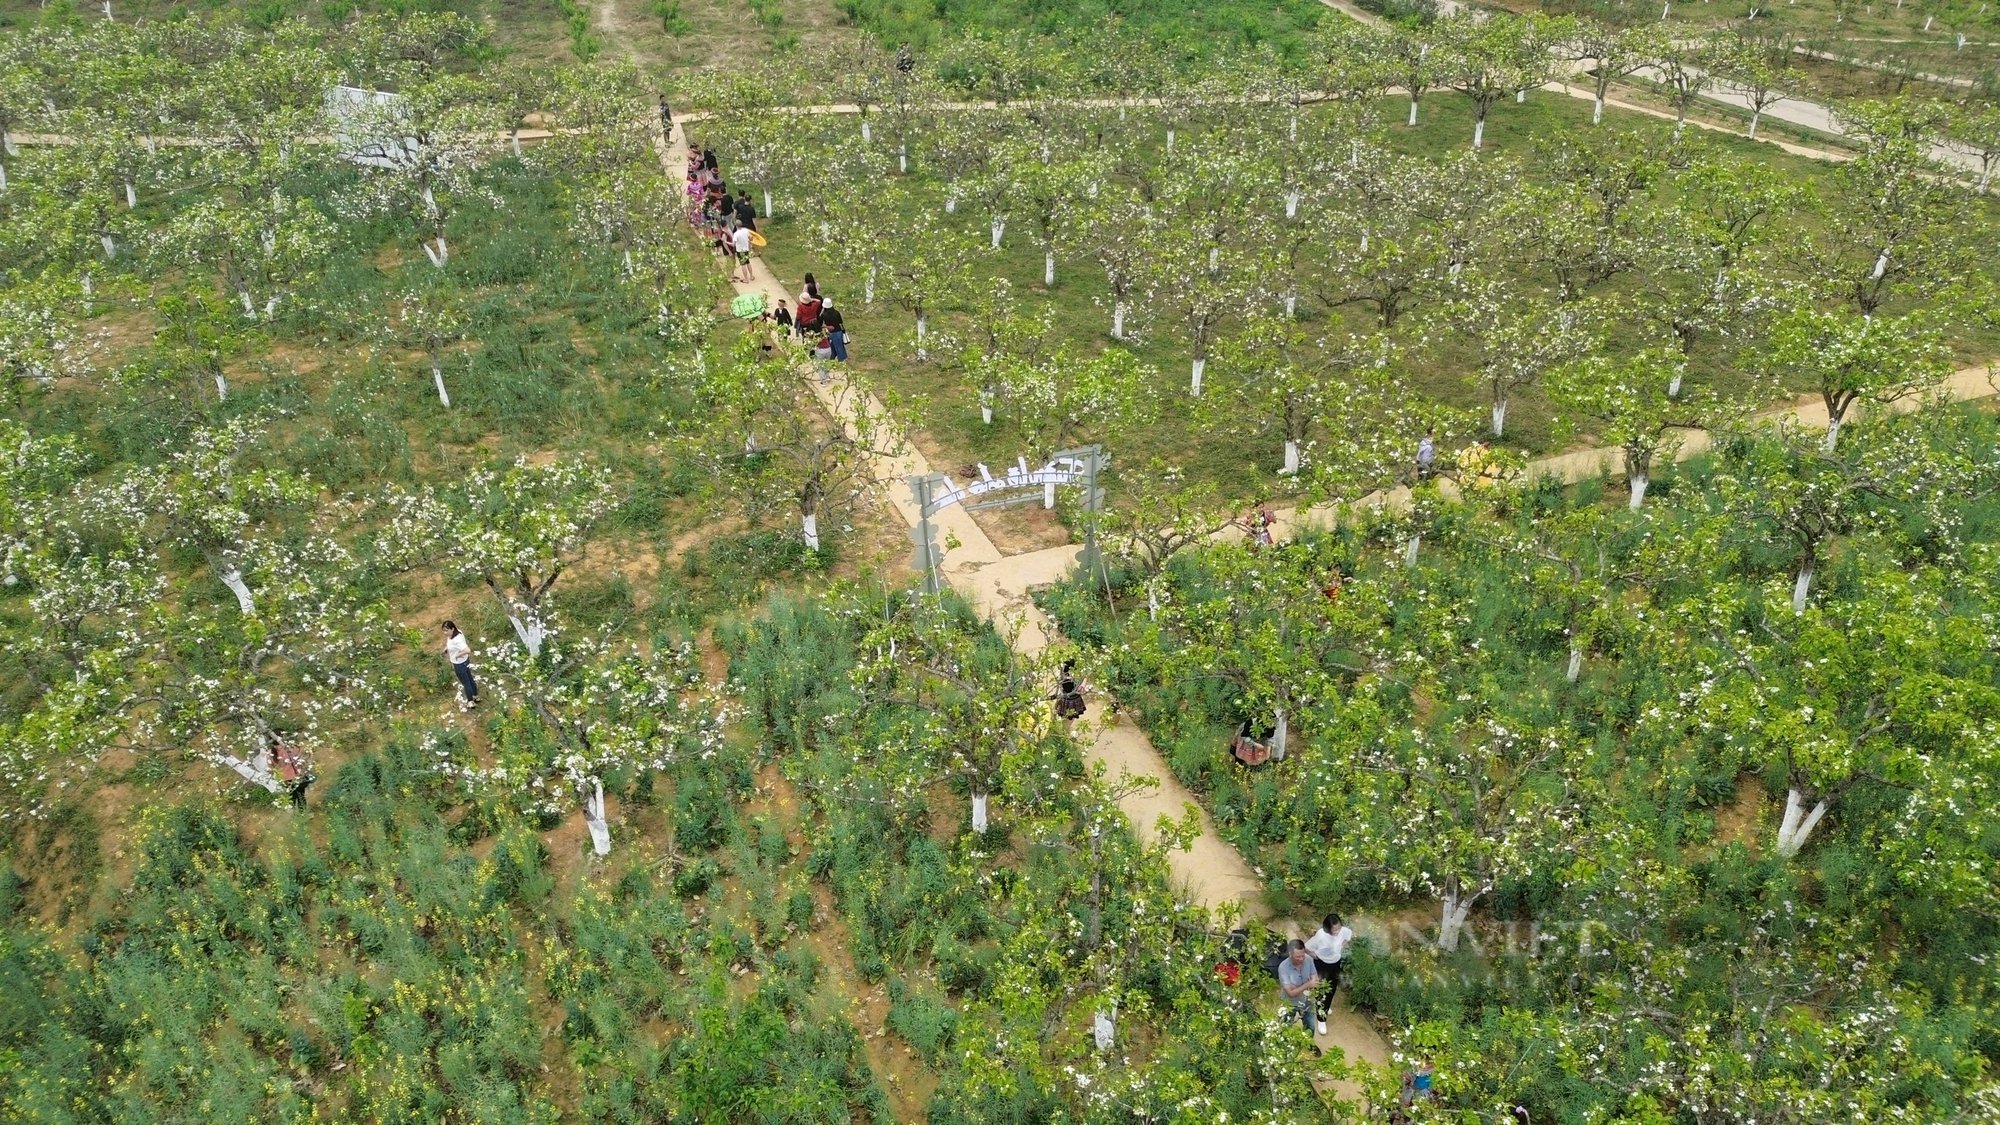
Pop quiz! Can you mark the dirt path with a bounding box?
[655,124,1395,1084]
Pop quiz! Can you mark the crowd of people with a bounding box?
[679,125,850,378]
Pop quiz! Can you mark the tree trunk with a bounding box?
[218,558,255,615]
[100,234,117,259]
[1111,301,1126,340]
[1593,93,1606,124]
[1165,128,1175,153]
[1669,368,1685,397]
[1775,786,1829,856]
[1567,646,1583,682]
[990,216,1006,249]
[433,364,451,407]
[1517,89,1528,103]
[1792,557,1815,614]
[1408,98,1419,127]
[1284,292,1297,318]
[1628,467,1649,510]
[123,180,135,208]
[1281,439,1301,476]
[898,142,907,173]
[763,188,773,219]
[915,314,928,360]
[971,792,989,832]
[1044,250,1055,286]
[945,192,958,213]
[1823,411,1844,453]
[1491,396,1508,438]
[1473,117,1486,149]
[1748,109,1762,139]
[1272,708,1289,761]
[584,777,611,856]
[865,267,876,305]
[1285,189,1301,219]
[802,512,820,550]
[1404,533,1421,567]
[238,290,256,319]
[511,128,522,157]
[1208,246,1220,272]
[508,611,547,658]
[1190,357,1205,396]
[861,120,871,142]
[214,371,228,400]
[1439,886,1474,952]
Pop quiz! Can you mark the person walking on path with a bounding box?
[821,299,848,362]
[1417,431,1436,481]
[658,95,672,141]
[1303,912,1354,1033]
[444,621,479,708]
[1276,939,1320,1046]
[730,223,754,283]
[735,191,757,231]
[1054,659,1086,722]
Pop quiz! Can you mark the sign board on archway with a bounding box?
[908,446,1107,595]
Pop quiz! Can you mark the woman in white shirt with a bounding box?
[1303,912,1354,1034]
[443,621,478,708]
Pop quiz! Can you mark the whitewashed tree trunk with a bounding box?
[1408,99,1420,126]
[1190,357,1205,396]
[432,364,451,407]
[79,271,90,295]
[861,120,871,141]
[1748,109,1762,139]
[1289,112,1298,142]
[100,234,117,259]
[1823,412,1844,453]
[1491,397,1508,438]
[1473,118,1486,149]
[218,558,255,615]
[434,236,449,265]
[1165,127,1176,153]
[1111,301,1127,340]
[508,610,546,658]
[238,290,256,319]
[1359,228,1370,253]
[1792,560,1815,614]
[945,192,958,213]
[511,129,522,157]
[763,188,773,219]
[1517,89,1527,103]
[865,267,876,304]
[1271,709,1289,761]
[1093,1008,1115,1052]
[264,296,279,318]
[1207,246,1220,272]
[1,130,15,157]
[1669,369,1685,397]
[0,161,8,191]
[1567,647,1583,682]
[123,180,135,208]
[1439,888,1475,952]
[981,396,994,425]
[1593,94,1606,124]
[103,0,112,18]
[214,371,228,400]
[584,777,611,856]
[990,216,1006,248]
[1404,533,1421,567]
[915,314,928,359]
[899,142,907,173]
[1871,248,1889,280]
[971,793,989,832]
[1628,468,1649,510]
[1044,250,1055,286]
[1775,787,1830,856]
[1923,13,1933,28]
[802,512,820,549]
[1284,292,1297,318]
[422,241,443,268]
[1281,439,1301,475]
[1285,189,1301,219]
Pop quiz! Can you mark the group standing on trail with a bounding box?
[681,139,852,373]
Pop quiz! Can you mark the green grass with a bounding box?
[834,0,1333,56]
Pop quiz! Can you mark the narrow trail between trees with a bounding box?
[653,125,1397,1087]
